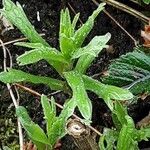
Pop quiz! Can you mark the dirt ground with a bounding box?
[0,0,150,149]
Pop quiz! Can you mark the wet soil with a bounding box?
[0,0,150,149]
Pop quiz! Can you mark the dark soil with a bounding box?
[0,0,150,149]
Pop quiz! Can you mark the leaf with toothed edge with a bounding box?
[102,49,150,95]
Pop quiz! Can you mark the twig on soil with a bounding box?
[100,0,149,23]
[14,83,102,136]
[0,33,45,47]
[0,38,24,150]
[91,0,138,46]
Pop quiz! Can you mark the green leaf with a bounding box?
[64,71,92,121]
[41,95,56,137]
[116,115,136,150]
[136,127,150,141]
[75,33,111,74]
[15,42,68,65]
[16,106,49,145]
[102,49,150,95]
[99,128,118,150]
[83,75,133,110]
[59,33,76,59]
[59,8,76,58]
[0,69,64,90]
[59,99,76,121]
[143,0,150,4]
[73,3,106,48]
[1,0,49,46]
[47,118,65,146]
[72,13,80,31]
[60,8,73,38]
[112,101,128,130]
[72,33,110,59]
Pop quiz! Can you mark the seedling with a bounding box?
[0,0,133,147]
[99,101,150,150]
[16,95,76,150]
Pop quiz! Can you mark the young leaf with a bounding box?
[0,69,64,90]
[15,42,69,75]
[73,3,106,48]
[72,13,80,31]
[16,106,49,145]
[83,75,133,110]
[1,0,49,46]
[44,97,76,146]
[136,127,150,141]
[112,101,128,130]
[72,34,110,59]
[15,43,68,66]
[59,33,76,59]
[116,116,136,150]
[64,71,92,121]
[47,118,65,146]
[41,95,56,137]
[59,8,76,59]
[59,98,77,121]
[75,33,111,74]
[99,128,118,150]
[102,49,150,95]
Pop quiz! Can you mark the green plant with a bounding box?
[142,0,150,4]
[102,48,150,95]
[0,0,133,120]
[143,0,150,4]
[16,94,75,150]
[99,101,150,150]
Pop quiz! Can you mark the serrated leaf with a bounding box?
[16,44,67,66]
[64,71,92,121]
[72,34,110,59]
[41,95,56,137]
[73,3,106,48]
[83,75,133,110]
[1,0,49,46]
[103,49,150,95]
[75,33,111,74]
[0,69,64,90]
[16,106,49,145]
